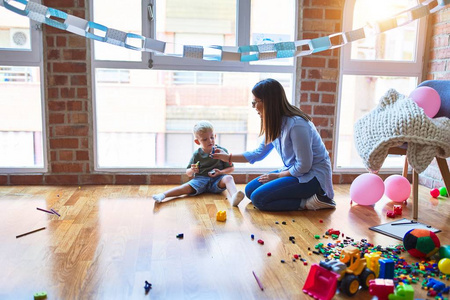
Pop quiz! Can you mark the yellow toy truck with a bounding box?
[306,246,376,297]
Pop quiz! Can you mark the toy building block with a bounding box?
[393,205,403,215]
[379,259,395,279]
[305,246,376,298]
[388,284,414,300]
[365,252,381,277]
[34,292,47,300]
[326,228,340,235]
[216,210,227,222]
[302,264,340,300]
[386,210,396,218]
[425,278,446,292]
[144,280,152,294]
[369,279,395,300]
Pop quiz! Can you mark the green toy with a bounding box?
[34,292,47,300]
[388,284,414,300]
[439,245,450,259]
[439,186,448,197]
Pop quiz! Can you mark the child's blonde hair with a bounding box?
[193,120,214,136]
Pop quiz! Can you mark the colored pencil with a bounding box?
[252,271,264,291]
[16,227,46,238]
[36,207,54,215]
[50,208,61,217]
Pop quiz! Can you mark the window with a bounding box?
[91,0,296,171]
[0,3,45,171]
[335,0,426,172]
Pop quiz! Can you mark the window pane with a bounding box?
[155,0,236,57]
[351,0,418,61]
[250,0,295,66]
[93,0,142,61]
[336,75,417,169]
[0,66,44,168]
[94,69,290,169]
[0,7,31,50]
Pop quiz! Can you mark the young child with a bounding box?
[152,120,245,206]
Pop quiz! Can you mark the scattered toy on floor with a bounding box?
[431,188,440,198]
[34,292,47,300]
[369,278,395,300]
[387,210,396,218]
[438,258,450,275]
[393,205,403,216]
[403,228,440,259]
[439,186,448,197]
[144,281,152,293]
[216,210,227,222]
[389,283,414,300]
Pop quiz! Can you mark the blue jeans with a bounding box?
[245,172,322,211]
[188,175,226,195]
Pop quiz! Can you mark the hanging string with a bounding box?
[1,0,448,62]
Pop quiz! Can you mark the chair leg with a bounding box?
[436,157,450,193]
[402,157,409,178]
[412,169,419,220]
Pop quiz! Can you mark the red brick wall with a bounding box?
[420,5,450,189]
[43,0,95,185]
[297,0,344,183]
[0,0,447,186]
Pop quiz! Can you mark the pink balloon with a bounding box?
[350,173,385,205]
[384,175,411,202]
[409,86,441,118]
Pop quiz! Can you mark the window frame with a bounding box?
[90,0,298,73]
[0,2,47,173]
[334,0,427,173]
[90,0,298,173]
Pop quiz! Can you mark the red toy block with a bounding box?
[386,210,396,218]
[257,239,264,245]
[326,228,340,235]
[393,205,403,216]
[369,278,394,300]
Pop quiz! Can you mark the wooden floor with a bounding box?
[0,184,448,300]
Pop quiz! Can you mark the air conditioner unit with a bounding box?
[9,28,31,49]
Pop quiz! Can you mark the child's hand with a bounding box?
[208,169,220,177]
[191,163,200,174]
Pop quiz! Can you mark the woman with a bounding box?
[213,78,335,211]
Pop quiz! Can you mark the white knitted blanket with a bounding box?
[354,89,450,173]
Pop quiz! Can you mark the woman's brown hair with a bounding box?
[252,78,312,144]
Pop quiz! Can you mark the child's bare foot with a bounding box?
[231,191,245,207]
[152,193,166,203]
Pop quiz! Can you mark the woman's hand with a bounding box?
[211,148,229,162]
[258,173,279,183]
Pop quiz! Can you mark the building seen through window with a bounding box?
[93,0,294,170]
